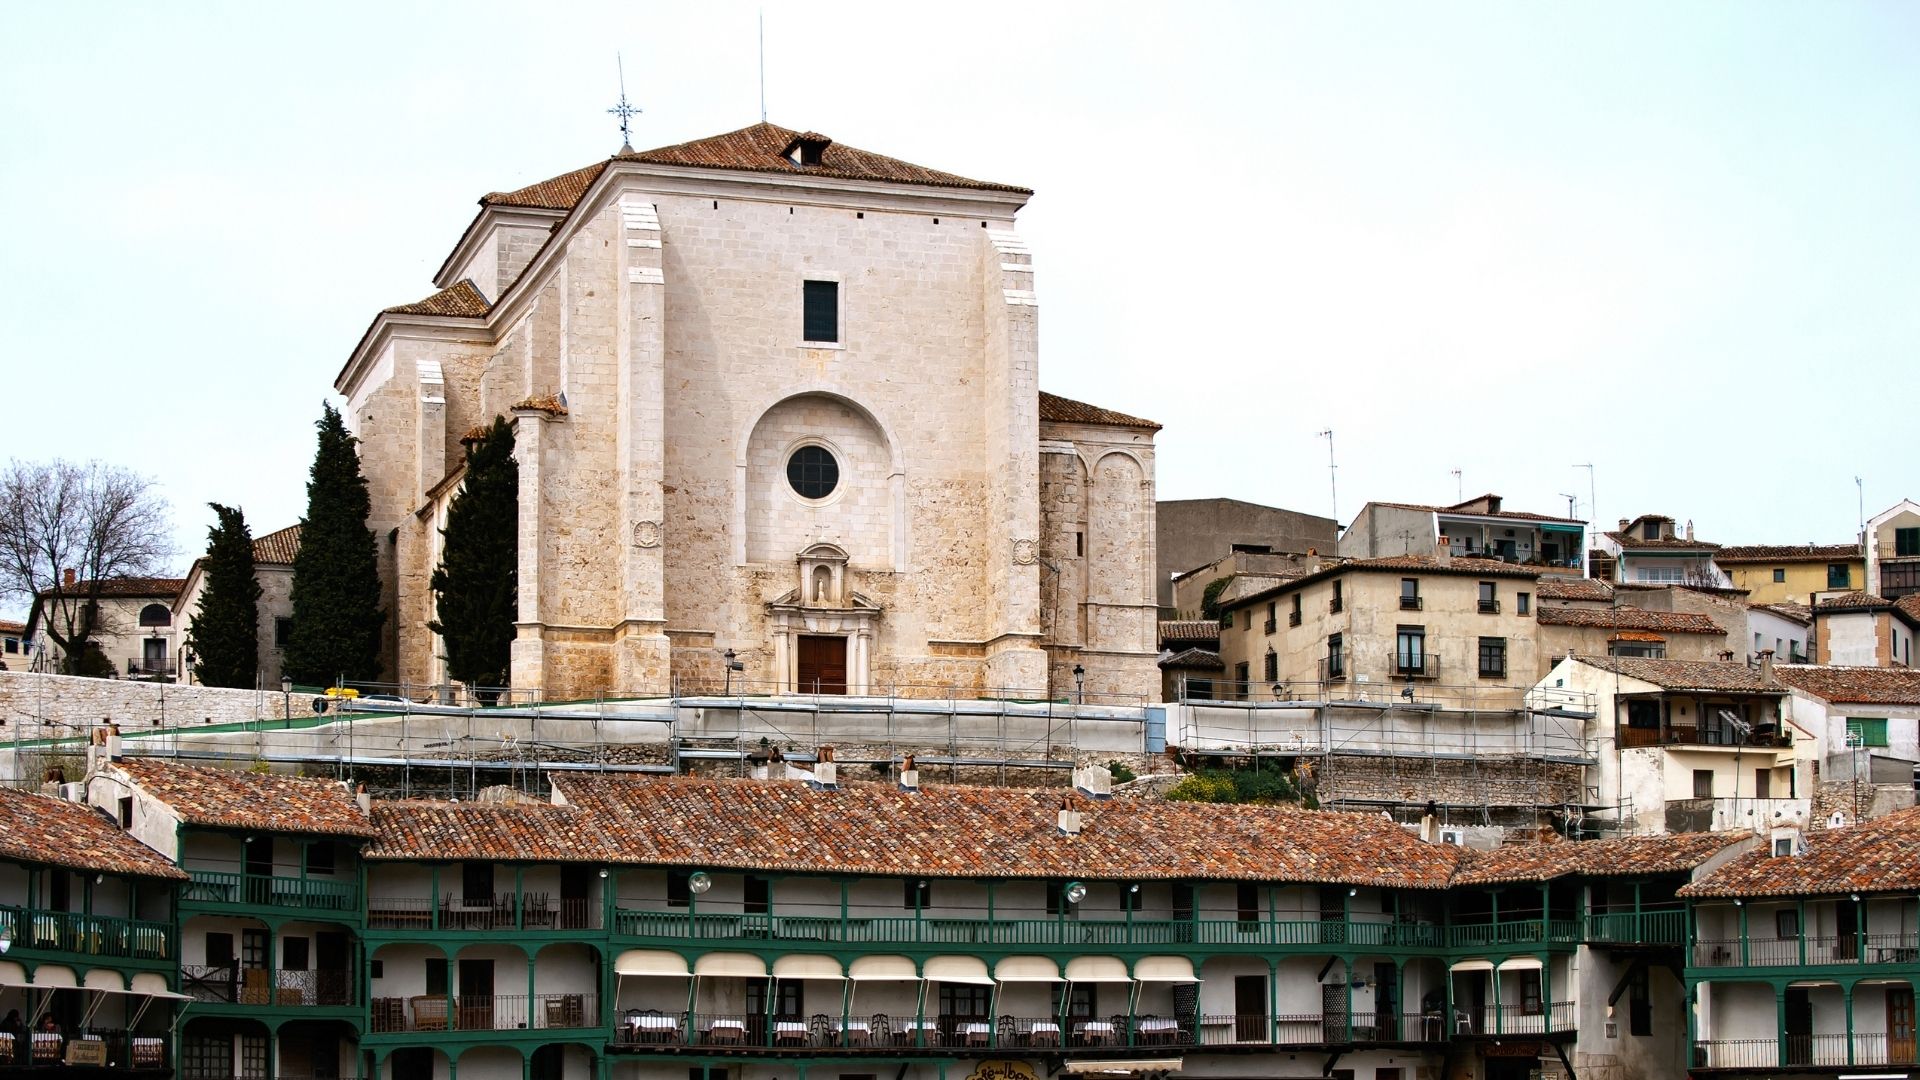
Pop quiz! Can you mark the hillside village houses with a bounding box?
[20,576,187,679]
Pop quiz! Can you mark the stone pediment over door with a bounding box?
[767,542,881,694]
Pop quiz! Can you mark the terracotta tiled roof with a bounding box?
[511,393,568,417]
[113,761,375,839]
[482,161,611,209]
[1535,578,1614,602]
[1608,631,1668,644]
[1535,607,1726,635]
[1679,807,1920,898]
[1715,544,1862,564]
[365,802,624,863]
[251,525,301,567]
[1038,392,1161,430]
[548,775,1467,888]
[1215,574,1300,607]
[0,621,24,635]
[0,787,185,880]
[1817,591,1894,612]
[383,280,490,318]
[1158,620,1222,644]
[36,577,185,601]
[1751,602,1813,626]
[1605,531,1720,551]
[1569,656,1781,694]
[1774,664,1920,706]
[1158,648,1223,670]
[1221,554,1540,612]
[1900,595,1920,625]
[1454,831,1746,886]
[483,124,1027,210]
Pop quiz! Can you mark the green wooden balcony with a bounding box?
[0,905,172,963]
[611,910,1453,951]
[182,871,359,914]
[1585,908,1688,947]
[1443,919,1579,949]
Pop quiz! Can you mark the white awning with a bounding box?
[615,950,692,978]
[129,973,190,1001]
[848,955,920,982]
[0,961,26,988]
[995,956,1062,983]
[772,955,844,981]
[1065,956,1132,983]
[1449,959,1494,974]
[31,965,77,988]
[693,953,768,979]
[922,956,994,985]
[1133,957,1198,983]
[1062,1059,1185,1075]
[82,970,125,992]
[1497,957,1543,973]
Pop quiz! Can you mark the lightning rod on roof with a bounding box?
[758,10,768,124]
[1317,430,1338,527]
[608,53,642,152]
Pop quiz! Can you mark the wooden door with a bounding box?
[316,931,349,1006]
[1233,973,1266,1041]
[560,864,591,929]
[796,635,847,694]
[1891,987,1916,1063]
[1784,986,1812,1065]
[458,958,495,1031]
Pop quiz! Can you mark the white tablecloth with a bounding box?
[627,1016,677,1031]
[1137,1018,1178,1033]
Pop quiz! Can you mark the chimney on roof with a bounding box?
[813,746,838,790]
[62,568,75,587]
[1685,520,1695,541]
[355,782,371,814]
[1073,764,1113,800]
[1618,519,1630,533]
[1485,495,1502,514]
[1058,798,1083,836]
[1719,650,1736,662]
[1757,649,1776,683]
[899,753,919,793]
[1435,537,1451,566]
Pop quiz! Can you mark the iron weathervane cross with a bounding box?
[608,53,642,151]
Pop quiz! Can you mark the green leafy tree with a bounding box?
[429,416,518,696]
[186,504,262,688]
[285,404,385,686]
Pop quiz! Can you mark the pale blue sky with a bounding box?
[2,2,1916,618]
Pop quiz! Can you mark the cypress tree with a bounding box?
[186,503,263,688]
[428,415,518,697]
[285,403,385,687]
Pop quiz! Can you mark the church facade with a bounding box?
[335,124,1159,703]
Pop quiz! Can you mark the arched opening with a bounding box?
[138,604,171,628]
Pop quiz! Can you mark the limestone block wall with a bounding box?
[0,671,276,732]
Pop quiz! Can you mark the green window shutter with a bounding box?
[1897,527,1920,557]
[803,280,839,342]
[1846,717,1890,748]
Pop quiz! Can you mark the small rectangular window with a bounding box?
[1772,568,1786,583]
[1776,909,1799,938]
[1326,633,1345,678]
[1263,650,1278,683]
[1477,581,1498,613]
[1847,717,1890,748]
[1289,594,1302,626]
[1897,527,1920,558]
[1234,662,1250,696]
[274,617,294,648]
[1046,882,1065,915]
[1236,883,1260,926]
[425,958,448,996]
[1693,770,1714,798]
[1330,580,1344,613]
[118,797,133,829]
[904,880,931,909]
[666,870,690,908]
[802,280,839,343]
[1516,592,1530,616]
[306,842,335,876]
[370,959,384,979]
[461,862,493,903]
[1828,564,1851,589]
[745,875,770,915]
[1477,637,1506,679]
[1400,578,1421,609]
[1120,885,1142,911]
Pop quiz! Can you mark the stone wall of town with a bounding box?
[0,670,277,734]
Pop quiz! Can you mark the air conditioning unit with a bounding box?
[59,782,86,803]
[1439,828,1466,846]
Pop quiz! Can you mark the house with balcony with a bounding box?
[1866,499,1920,602]
[1773,665,1920,812]
[1812,592,1919,668]
[0,785,185,1073]
[1597,515,1724,587]
[359,799,615,1080]
[1339,494,1587,576]
[22,576,188,679]
[1715,544,1865,607]
[1533,607,1729,674]
[1680,805,1920,1074]
[1537,655,1818,835]
[90,759,374,1080]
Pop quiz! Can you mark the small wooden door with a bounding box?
[1233,973,1266,1041]
[560,864,591,929]
[316,931,349,1005]
[458,958,495,1030]
[1891,987,1916,1063]
[796,635,847,694]
[1784,986,1813,1065]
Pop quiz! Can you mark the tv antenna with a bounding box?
[1574,463,1596,526]
[1450,468,1462,502]
[1560,493,1578,519]
[1317,430,1338,526]
[1856,476,1865,533]
[608,53,642,152]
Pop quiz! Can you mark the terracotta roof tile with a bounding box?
[365,801,623,862]
[1751,602,1813,626]
[383,279,491,318]
[1535,578,1615,602]
[511,393,568,417]
[1535,607,1726,635]
[1158,620,1222,644]
[547,775,1467,888]
[1817,591,1894,612]
[482,161,611,210]
[1366,499,1582,525]
[1605,531,1720,551]
[1454,832,1746,886]
[1679,807,1920,898]
[1158,648,1223,670]
[1569,656,1781,693]
[1774,664,1920,706]
[1715,544,1862,564]
[0,787,185,880]
[36,577,185,601]
[114,760,375,839]
[251,524,300,567]
[1038,392,1161,430]
[1900,594,1920,625]
[0,621,24,635]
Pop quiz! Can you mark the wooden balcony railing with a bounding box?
[1692,932,1919,968]
[184,871,358,913]
[181,964,355,1007]
[1585,908,1688,947]
[368,992,596,1033]
[366,894,601,931]
[0,905,171,961]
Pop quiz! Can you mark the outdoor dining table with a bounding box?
[956,1021,991,1046]
[894,1020,938,1045]
[773,1021,809,1045]
[834,1019,871,1045]
[1136,1017,1179,1043]
[1075,1020,1116,1045]
[1027,1021,1061,1045]
[704,1020,746,1044]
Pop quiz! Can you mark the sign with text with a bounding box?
[966,1061,1039,1080]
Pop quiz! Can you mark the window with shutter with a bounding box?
[1847,717,1890,748]
[802,280,838,343]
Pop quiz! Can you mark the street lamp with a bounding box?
[281,676,292,725]
[1072,664,1085,705]
[722,649,743,695]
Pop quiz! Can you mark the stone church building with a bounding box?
[335,123,1160,702]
